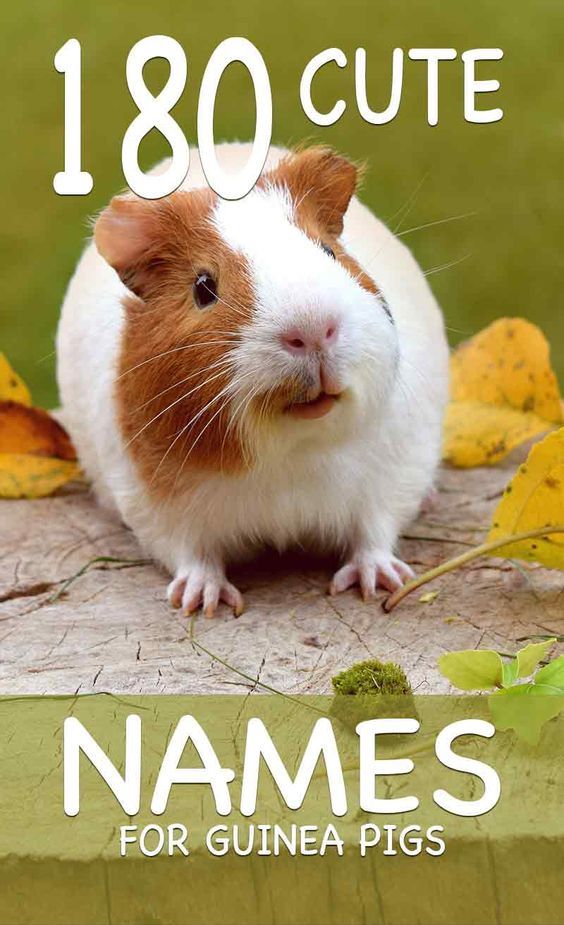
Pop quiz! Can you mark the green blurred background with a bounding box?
[1,0,562,407]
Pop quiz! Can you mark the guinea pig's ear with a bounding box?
[274,147,359,236]
[94,195,164,299]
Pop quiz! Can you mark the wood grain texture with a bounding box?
[1,447,562,695]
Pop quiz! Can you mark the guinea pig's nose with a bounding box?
[280,320,339,355]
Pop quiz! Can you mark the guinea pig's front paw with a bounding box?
[329,550,415,600]
[168,563,244,619]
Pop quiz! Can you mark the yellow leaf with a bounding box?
[0,354,31,406]
[0,357,79,499]
[451,318,562,421]
[0,402,76,460]
[487,429,564,569]
[0,454,81,499]
[419,591,440,604]
[443,400,554,467]
[444,318,562,467]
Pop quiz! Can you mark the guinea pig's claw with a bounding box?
[329,552,415,600]
[168,571,244,620]
[168,578,185,610]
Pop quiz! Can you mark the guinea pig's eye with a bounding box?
[193,272,218,309]
[320,242,335,259]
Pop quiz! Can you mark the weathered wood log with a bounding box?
[1,448,562,694]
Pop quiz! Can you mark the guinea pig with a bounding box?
[57,143,449,618]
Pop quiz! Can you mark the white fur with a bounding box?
[57,143,449,607]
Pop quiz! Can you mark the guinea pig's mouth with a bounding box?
[284,391,341,420]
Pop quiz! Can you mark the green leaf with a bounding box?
[502,658,518,687]
[489,684,564,745]
[516,638,556,679]
[438,650,504,691]
[534,656,564,690]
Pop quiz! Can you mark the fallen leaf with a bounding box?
[0,356,80,499]
[419,591,440,604]
[0,454,81,499]
[443,400,557,467]
[444,318,562,467]
[438,649,504,691]
[450,318,562,418]
[515,638,556,679]
[534,656,564,690]
[0,354,31,405]
[0,402,76,460]
[487,429,564,568]
[498,640,556,688]
[489,684,564,745]
[502,659,518,687]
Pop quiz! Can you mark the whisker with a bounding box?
[444,324,472,336]
[134,353,234,411]
[239,382,274,467]
[36,350,57,365]
[124,367,233,448]
[225,379,266,454]
[150,379,238,485]
[397,211,477,238]
[118,336,240,378]
[212,288,251,320]
[186,256,252,320]
[185,391,242,462]
[170,370,258,489]
[423,253,471,278]
[391,174,429,233]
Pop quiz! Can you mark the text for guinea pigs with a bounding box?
[54,37,503,199]
[63,715,501,821]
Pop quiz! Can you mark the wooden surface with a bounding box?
[1,449,563,695]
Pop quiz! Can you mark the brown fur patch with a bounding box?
[262,147,379,298]
[95,190,254,496]
[97,146,380,498]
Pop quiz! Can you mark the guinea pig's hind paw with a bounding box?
[167,571,244,619]
[329,552,414,600]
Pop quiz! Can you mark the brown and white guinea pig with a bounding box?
[56,143,449,618]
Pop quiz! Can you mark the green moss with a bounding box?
[332,659,411,696]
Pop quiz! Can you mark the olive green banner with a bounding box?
[0,695,562,925]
